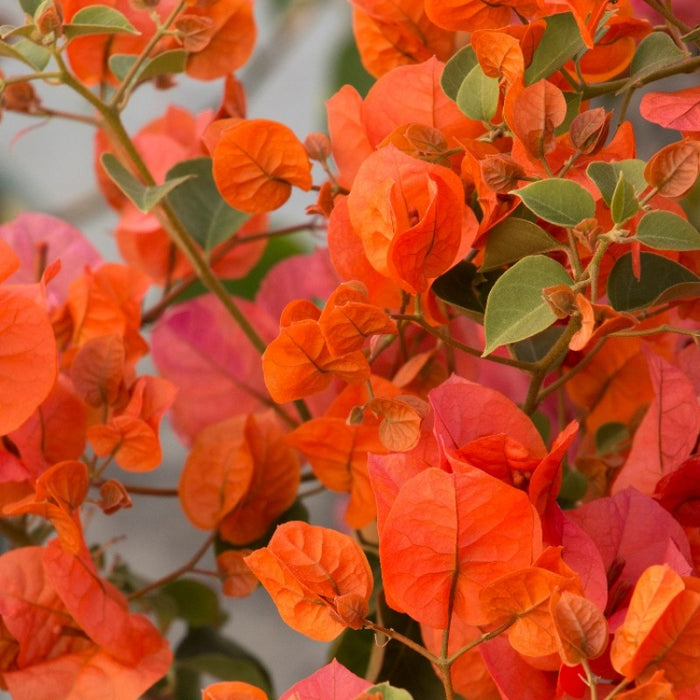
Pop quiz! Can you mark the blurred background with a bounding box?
[0,0,373,696]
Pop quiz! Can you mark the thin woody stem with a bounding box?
[128,531,217,600]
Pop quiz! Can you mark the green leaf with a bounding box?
[160,579,224,629]
[440,45,477,100]
[19,0,42,12]
[432,261,503,322]
[558,467,588,507]
[109,49,187,83]
[555,91,583,137]
[635,210,700,250]
[331,32,374,98]
[525,13,585,85]
[623,32,685,89]
[512,325,567,363]
[63,5,139,39]
[100,153,192,213]
[607,251,700,311]
[6,38,50,70]
[481,217,562,271]
[175,626,272,695]
[166,157,250,252]
[483,255,572,355]
[610,173,640,224]
[364,682,414,699]
[513,178,595,227]
[586,159,647,206]
[456,64,499,122]
[595,422,629,455]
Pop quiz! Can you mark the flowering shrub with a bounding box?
[0,0,699,698]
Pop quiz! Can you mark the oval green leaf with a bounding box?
[587,159,647,206]
[607,251,700,311]
[525,12,585,85]
[166,157,250,251]
[611,173,640,224]
[623,32,685,89]
[456,64,499,122]
[513,178,595,227]
[636,210,700,250]
[432,261,503,322]
[481,217,562,271]
[483,255,573,355]
[64,5,139,39]
[440,45,477,100]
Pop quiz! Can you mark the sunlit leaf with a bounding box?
[635,210,700,250]
[513,179,595,227]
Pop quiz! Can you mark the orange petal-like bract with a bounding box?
[202,680,268,700]
[0,286,57,435]
[379,465,538,628]
[212,119,312,214]
[244,522,373,641]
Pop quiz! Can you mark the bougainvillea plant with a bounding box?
[0,0,699,698]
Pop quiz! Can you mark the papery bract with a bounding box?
[279,659,371,700]
[244,522,373,642]
[379,464,539,628]
[212,119,312,214]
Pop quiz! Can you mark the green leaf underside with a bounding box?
[513,179,595,227]
[483,255,573,355]
[587,160,647,206]
[611,173,640,224]
[620,32,685,90]
[456,64,499,122]
[166,157,250,251]
[64,5,139,39]
[636,210,700,250]
[101,153,192,213]
[481,217,561,271]
[607,252,700,311]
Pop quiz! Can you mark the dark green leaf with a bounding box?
[63,5,139,39]
[607,251,700,311]
[586,160,646,206]
[481,217,561,271]
[456,64,499,122]
[635,210,700,250]
[483,255,572,355]
[330,31,374,98]
[440,45,477,100]
[166,157,249,252]
[432,261,503,322]
[610,173,640,224]
[595,422,629,455]
[19,0,42,12]
[175,626,272,696]
[100,153,192,213]
[525,13,585,85]
[623,32,685,89]
[512,325,566,363]
[558,467,588,507]
[374,594,445,699]
[513,178,595,227]
[161,579,224,629]
[331,627,376,680]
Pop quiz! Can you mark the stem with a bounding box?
[93,481,179,497]
[363,620,439,665]
[522,317,580,415]
[109,0,187,110]
[128,531,217,600]
[392,314,533,371]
